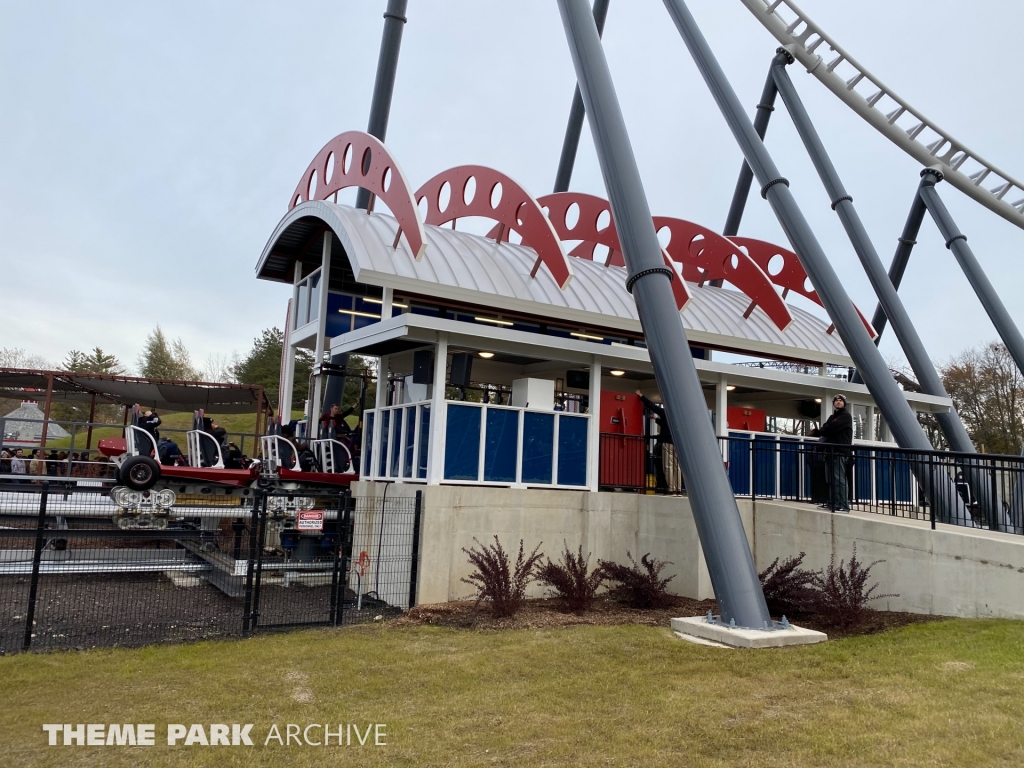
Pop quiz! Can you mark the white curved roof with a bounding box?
[258,201,852,365]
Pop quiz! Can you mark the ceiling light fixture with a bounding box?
[363,297,408,308]
[610,370,625,377]
[338,309,381,319]
[570,331,604,341]
[475,316,514,327]
[478,351,495,359]
[726,385,736,391]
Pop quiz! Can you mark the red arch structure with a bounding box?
[414,166,574,289]
[730,236,877,338]
[536,193,790,328]
[534,192,691,311]
[290,131,427,260]
[652,216,792,330]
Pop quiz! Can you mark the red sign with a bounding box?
[296,510,324,531]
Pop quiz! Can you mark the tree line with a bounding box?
[2,326,374,422]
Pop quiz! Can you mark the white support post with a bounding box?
[280,262,303,420]
[381,286,394,320]
[426,333,448,485]
[867,405,877,443]
[588,359,601,492]
[716,374,729,459]
[309,235,332,429]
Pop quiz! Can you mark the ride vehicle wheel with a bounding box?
[118,455,162,491]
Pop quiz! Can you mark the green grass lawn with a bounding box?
[2,619,1023,766]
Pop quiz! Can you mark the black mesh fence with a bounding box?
[0,482,422,654]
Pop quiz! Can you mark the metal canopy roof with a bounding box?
[257,201,852,365]
[0,369,269,414]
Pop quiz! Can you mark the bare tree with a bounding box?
[941,342,1023,455]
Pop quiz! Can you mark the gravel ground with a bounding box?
[0,573,398,653]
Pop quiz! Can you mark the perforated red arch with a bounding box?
[414,166,574,289]
[729,236,877,338]
[290,131,426,260]
[534,192,690,311]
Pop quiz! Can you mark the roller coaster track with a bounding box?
[740,0,1024,231]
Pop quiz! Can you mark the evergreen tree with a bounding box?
[138,327,197,380]
[63,347,124,376]
[234,327,313,409]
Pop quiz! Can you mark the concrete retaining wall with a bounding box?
[353,482,1024,619]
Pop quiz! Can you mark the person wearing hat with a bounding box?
[818,394,853,511]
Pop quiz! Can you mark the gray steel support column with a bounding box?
[553,0,611,193]
[355,0,409,210]
[771,64,972,451]
[557,0,770,628]
[660,0,969,526]
[868,192,928,346]
[722,62,779,238]
[919,171,1024,376]
[772,62,999,526]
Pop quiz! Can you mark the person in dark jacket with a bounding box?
[818,394,853,511]
[136,408,161,456]
[636,389,674,493]
[157,436,183,466]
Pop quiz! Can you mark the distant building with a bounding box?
[0,401,69,446]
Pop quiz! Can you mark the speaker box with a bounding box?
[798,399,821,419]
[449,353,473,388]
[566,370,590,390]
[412,350,434,385]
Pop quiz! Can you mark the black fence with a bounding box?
[0,482,421,653]
[599,432,1024,535]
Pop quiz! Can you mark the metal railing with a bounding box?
[599,432,1024,534]
[0,483,422,653]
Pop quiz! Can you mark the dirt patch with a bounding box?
[941,661,975,672]
[394,596,942,638]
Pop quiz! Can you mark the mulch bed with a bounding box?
[394,595,942,639]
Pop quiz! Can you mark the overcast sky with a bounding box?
[1,0,1022,373]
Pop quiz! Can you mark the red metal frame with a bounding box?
[729,236,877,338]
[532,192,691,310]
[290,131,427,260]
[415,166,574,289]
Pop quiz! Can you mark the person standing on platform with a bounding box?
[818,394,853,512]
[636,389,674,493]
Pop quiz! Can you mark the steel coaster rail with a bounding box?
[660,0,969,526]
[557,0,772,629]
[769,57,1004,529]
[739,0,1024,231]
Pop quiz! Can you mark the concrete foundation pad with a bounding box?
[670,616,827,649]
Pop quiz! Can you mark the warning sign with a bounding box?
[296,510,324,531]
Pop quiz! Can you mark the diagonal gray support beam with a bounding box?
[556,0,771,628]
[918,171,1024,377]
[661,0,928,454]
[867,192,928,347]
[356,0,409,210]
[553,0,611,193]
[722,64,779,238]
[771,61,1004,527]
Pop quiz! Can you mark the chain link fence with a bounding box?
[0,482,421,653]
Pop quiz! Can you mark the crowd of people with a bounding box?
[0,448,117,482]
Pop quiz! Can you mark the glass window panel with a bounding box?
[389,407,404,477]
[483,408,519,483]
[521,412,554,484]
[295,280,310,328]
[556,415,588,487]
[308,270,321,323]
[378,410,391,477]
[362,411,375,477]
[444,405,481,481]
[416,405,430,479]
[403,406,416,478]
